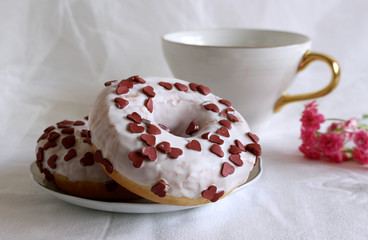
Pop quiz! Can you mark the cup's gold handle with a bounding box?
[273,51,341,113]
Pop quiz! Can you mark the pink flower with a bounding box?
[353,148,368,164]
[326,122,344,133]
[353,129,368,151]
[300,101,325,131]
[300,128,317,145]
[299,143,321,159]
[318,132,345,162]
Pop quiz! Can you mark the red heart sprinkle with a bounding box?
[129,123,145,133]
[37,132,48,142]
[147,124,161,135]
[219,99,232,107]
[118,79,134,88]
[219,120,232,129]
[202,185,217,200]
[151,181,166,197]
[210,144,224,157]
[220,108,235,117]
[84,115,89,120]
[43,168,54,181]
[158,123,171,133]
[216,127,230,138]
[116,85,129,95]
[83,138,92,145]
[73,120,85,126]
[47,155,57,169]
[156,141,171,153]
[247,132,260,143]
[209,135,224,145]
[186,140,201,151]
[81,129,91,138]
[204,103,220,113]
[159,81,173,90]
[127,112,142,124]
[44,126,56,133]
[141,146,157,161]
[64,148,77,161]
[104,80,118,87]
[174,82,189,92]
[169,147,183,159]
[62,135,76,149]
[221,162,235,177]
[61,127,74,134]
[235,140,246,152]
[43,141,57,150]
[201,132,210,139]
[114,97,129,109]
[229,154,244,166]
[197,85,211,95]
[47,132,60,141]
[131,75,146,83]
[36,161,43,173]
[227,113,239,122]
[128,151,145,168]
[94,150,113,173]
[211,190,224,202]
[140,134,156,146]
[80,152,94,166]
[189,83,198,91]
[145,97,153,113]
[245,143,262,156]
[36,147,44,161]
[185,121,199,135]
[142,86,156,98]
[229,145,242,154]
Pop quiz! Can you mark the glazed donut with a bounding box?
[89,76,261,206]
[35,119,139,200]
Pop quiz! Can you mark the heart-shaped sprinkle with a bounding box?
[128,151,145,168]
[197,85,211,95]
[44,126,56,133]
[140,134,156,146]
[204,103,219,113]
[216,127,230,137]
[245,143,262,156]
[129,123,145,133]
[36,147,44,162]
[210,144,224,157]
[211,191,224,202]
[142,86,156,98]
[247,132,260,143]
[36,161,43,173]
[221,162,235,177]
[47,132,60,141]
[186,140,201,151]
[220,108,235,117]
[235,140,246,152]
[80,152,94,166]
[73,121,85,126]
[229,154,244,166]
[61,135,76,149]
[156,141,171,153]
[43,168,54,181]
[43,141,57,150]
[174,82,188,92]
[151,181,166,197]
[61,127,74,134]
[141,146,157,161]
[189,82,198,91]
[229,145,242,154]
[158,123,171,133]
[80,129,91,138]
[159,81,173,90]
[147,124,161,135]
[37,132,48,142]
[118,79,134,88]
[127,112,142,124]
[47,155,57,169]
[185,121,199,135]
[145,97,153,113]
[114,97,129,109]
[116,85,129,95]
[131,75,146,83]
[169,147,183,159]
[227,113,239,122]
[219,120,232,129]
[64,148,77,161]
[57,120,74,129]
[202,185,217,200]
[83,138,92,145]
[94,150,113,173]
[201,132,210,139]
[219,99,232,107]
[209,135,224,145]
[104,80,118,87]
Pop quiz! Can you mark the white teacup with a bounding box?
[162,29,340,132]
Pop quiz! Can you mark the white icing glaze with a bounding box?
[89,76,258,199]
[36,120,112,183]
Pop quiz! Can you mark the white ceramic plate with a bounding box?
[30,158,262,213]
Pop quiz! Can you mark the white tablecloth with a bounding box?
[1,1,368,239]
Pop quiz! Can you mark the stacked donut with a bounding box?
[35,76,261,205]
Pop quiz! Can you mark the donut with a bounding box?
[89,76,261,206]
[35,118,139,200]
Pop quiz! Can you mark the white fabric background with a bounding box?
[1,0,368,239]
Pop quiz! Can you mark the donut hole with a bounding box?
[153,99,212,138]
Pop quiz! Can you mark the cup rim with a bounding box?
[162,28,311,49]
